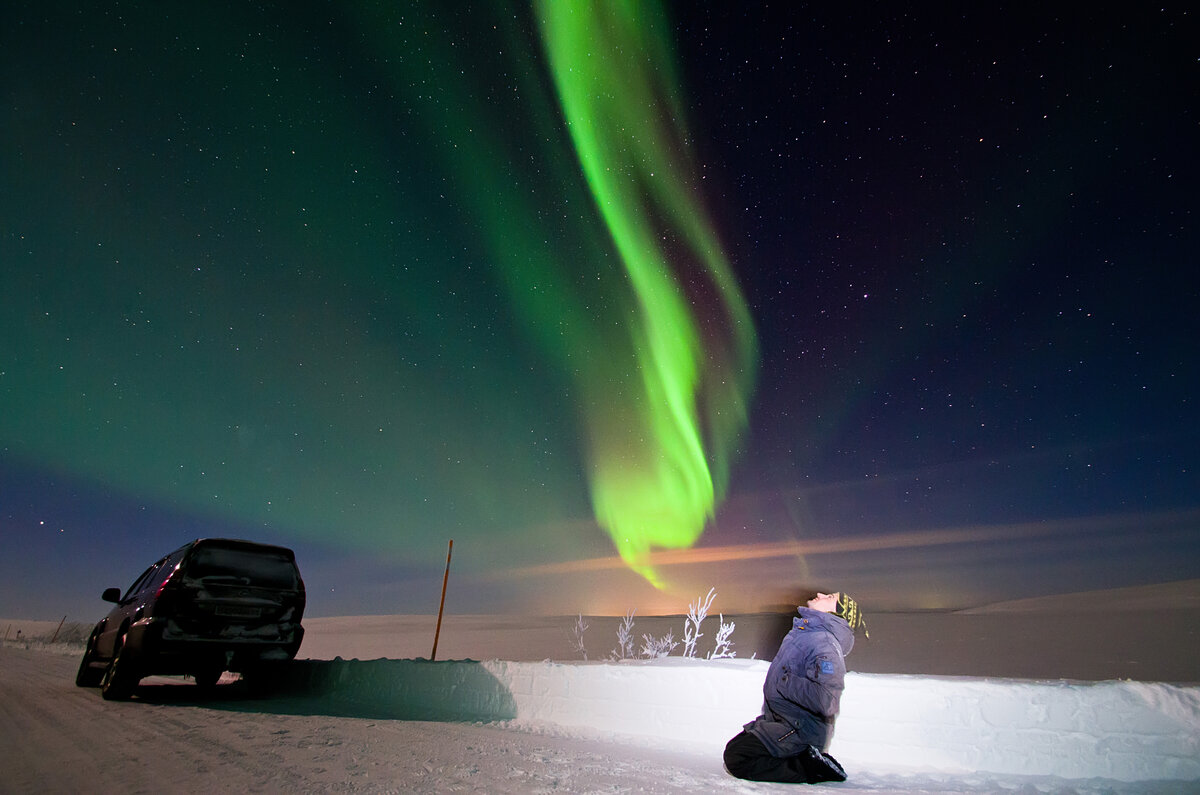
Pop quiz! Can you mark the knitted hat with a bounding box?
[834,592,868,636]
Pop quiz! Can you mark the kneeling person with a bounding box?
[724,591,866,784]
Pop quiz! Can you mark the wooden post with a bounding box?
[431,539,453,661]
[50,615,66,643]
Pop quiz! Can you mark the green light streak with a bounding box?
[536,1,758,585]
[0,1,755,585]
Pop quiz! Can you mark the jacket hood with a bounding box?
[794,606,856,656]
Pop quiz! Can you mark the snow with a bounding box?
[268,654,1200,785]
[5,592,1199,793]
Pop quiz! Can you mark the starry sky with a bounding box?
[3,2,1197,622]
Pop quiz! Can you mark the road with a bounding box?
[0,646,738,794]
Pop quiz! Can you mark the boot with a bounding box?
[798,745,848,783]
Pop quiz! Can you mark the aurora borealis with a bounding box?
[3,3,1197,620]
[536,1,756,584]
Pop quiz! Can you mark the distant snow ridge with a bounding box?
[276,657,1200,784]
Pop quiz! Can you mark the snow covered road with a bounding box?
[1,647,738,794]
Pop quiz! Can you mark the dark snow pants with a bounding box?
[723,731,847,784]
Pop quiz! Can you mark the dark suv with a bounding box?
[76,538,306,699]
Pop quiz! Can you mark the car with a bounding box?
[75,537,306,700]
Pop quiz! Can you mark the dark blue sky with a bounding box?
[3,2,1196,621]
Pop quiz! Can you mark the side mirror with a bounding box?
[101,587,122,603]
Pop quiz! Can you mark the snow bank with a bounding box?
[275,656,1200,784]
[835,674,1200,782]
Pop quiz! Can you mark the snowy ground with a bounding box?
[1,645,1195,794]
[3,595,1198,794]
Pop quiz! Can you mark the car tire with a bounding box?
[75,628,105,687]
[240,661,285,697]
[193,665,223,690]
[100,631,140,700]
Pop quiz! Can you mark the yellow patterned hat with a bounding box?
[834,592,868,636]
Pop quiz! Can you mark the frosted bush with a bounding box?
[640,629,679,659]
[571,588,736,661]
[569,614,588,660]
[682,588,716,658]
[708,616,736,659]
[610,610,636,661]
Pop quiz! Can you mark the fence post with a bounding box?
[431,539,453,661]
[50,615,67,643]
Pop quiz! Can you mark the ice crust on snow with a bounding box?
[272,656,1199,783]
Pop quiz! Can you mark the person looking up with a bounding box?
[723,591,866,784]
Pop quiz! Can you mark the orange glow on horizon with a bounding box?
[504,519,1083,578]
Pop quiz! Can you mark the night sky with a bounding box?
[3,2,1196,622]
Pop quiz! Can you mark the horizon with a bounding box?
[9,576,1198,626]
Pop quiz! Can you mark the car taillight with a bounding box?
[152,564,182,614]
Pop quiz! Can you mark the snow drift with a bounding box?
[269,656,1200,784]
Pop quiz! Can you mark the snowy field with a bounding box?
[3,582,1198,793]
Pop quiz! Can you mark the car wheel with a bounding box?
[100,631,140,700]
[239,662,284,697]
[75,628,106,687]
[193,665,223,690]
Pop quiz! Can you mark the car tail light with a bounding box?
[152,563,183,614]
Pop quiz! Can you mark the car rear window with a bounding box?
[185,545,299,589]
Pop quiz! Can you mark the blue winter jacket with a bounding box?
[745,607,856,755]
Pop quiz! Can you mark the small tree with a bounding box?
[708,615,736,659]
[569,614,589,660]
[610,610,636,660]
[682,588,717,658]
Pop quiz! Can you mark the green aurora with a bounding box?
[535,1,756,584]
[2,1,756,587]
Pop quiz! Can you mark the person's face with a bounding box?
[806,592,840,613]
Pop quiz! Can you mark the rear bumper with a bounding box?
[126,618,304,672]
